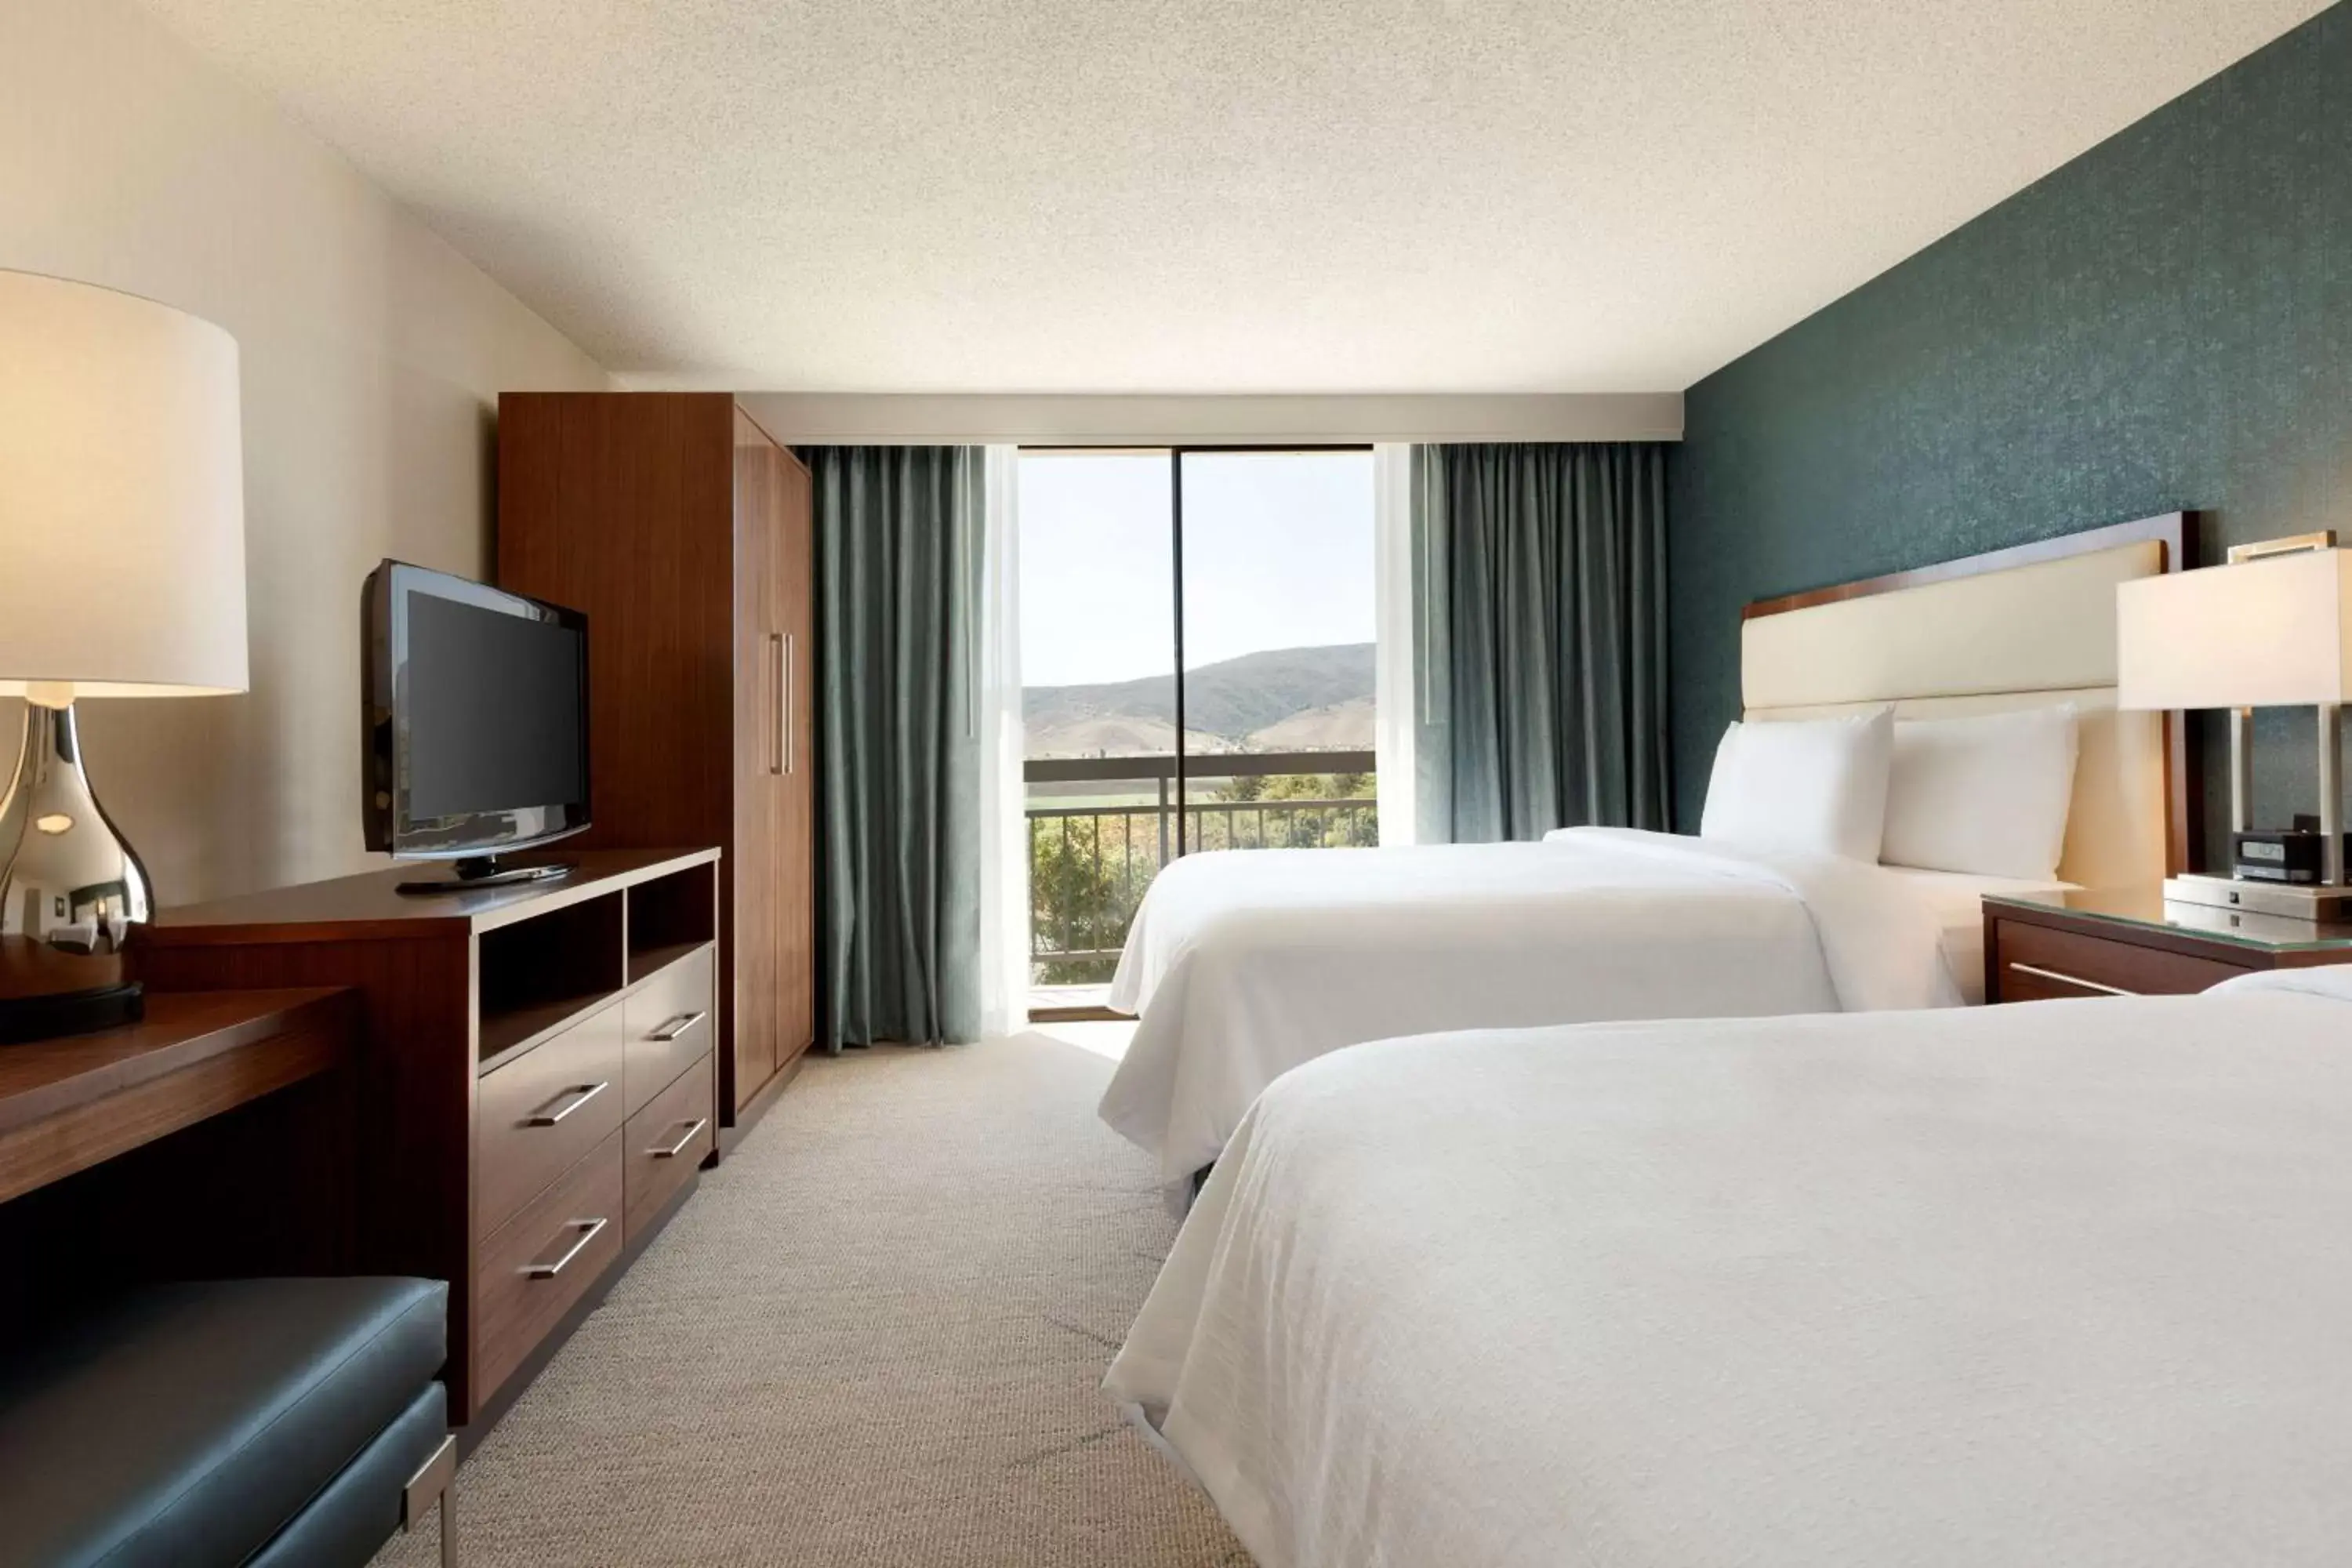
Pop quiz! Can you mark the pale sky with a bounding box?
[1017,449,1375,688]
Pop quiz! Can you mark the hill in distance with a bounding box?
[1243,696,1375,751]
[1025,643,1373,757]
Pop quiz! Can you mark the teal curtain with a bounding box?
[808,447,984,1049]
[1413,442,1671,843]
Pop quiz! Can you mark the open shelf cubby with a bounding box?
[626,861,717,985]
[477,889,625,1068]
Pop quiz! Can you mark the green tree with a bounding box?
[1026,765,1381,984]
[1029,812,1158,986]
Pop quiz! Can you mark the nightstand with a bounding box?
[1982,888,2352,1002]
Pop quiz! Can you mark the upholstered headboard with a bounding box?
[1739,517,2197,889]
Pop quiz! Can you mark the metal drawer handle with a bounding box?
[2009,961,2138,999]
[648,1010,707,1043]
[648,1117,709,1159]
[523,1217,608,1279]
[525,1080,608,1127]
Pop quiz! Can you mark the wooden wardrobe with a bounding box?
[497,394,816,1134]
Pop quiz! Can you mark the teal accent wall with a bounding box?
[1669,3,2352,863]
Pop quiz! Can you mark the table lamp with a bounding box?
[2116,532,2352,920]
[0,270,248,1041]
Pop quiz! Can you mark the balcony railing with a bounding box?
[1026,750,1376,981]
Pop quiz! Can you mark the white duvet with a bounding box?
[1100,827,1961,1187]
[1106,970,2352,1568]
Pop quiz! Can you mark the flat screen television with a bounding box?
[363,561,590,887]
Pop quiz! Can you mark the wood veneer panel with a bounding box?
[0,989,345,1133]
[1993,918,2247,997]
[476,888,624,1066]
[503,393,762,1118]
[622,942,714,1118]
[134,933,482,1414]
[498,394,815,1127]
[0,1024,339,1205]
[0,991,350,1203]
[1740,513,2194,620]
[134,851,722,1424]
[623,1050,712,1240]
[627,940,707,988]
[149,848,716,940]
[626,860,716,977]
[775,445,818,1074]
[0,1049,359,1339]
[500,394,736,859]
[475,1000,626,1239]
[731,410,782,1114]
[474,1131,623,1403]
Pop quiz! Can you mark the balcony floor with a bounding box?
[1029,982,1116,1015]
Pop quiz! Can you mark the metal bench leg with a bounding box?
[402,1434,459,1566]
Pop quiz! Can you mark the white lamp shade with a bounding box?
[2116,548,2352,711]
[0,270,248,697]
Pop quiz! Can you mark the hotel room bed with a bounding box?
[1106,968,2352,1568]
[1099,826,2006,1188]
[1097,518,2194,1189]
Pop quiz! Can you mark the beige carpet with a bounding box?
[374,1033,1249,1567]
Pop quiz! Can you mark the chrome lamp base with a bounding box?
[0,694,152,1043]
[2206,699,2350,925]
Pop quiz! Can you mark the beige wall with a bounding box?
[1,0,608,903]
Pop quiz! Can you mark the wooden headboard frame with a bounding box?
[1742,513,2202,877]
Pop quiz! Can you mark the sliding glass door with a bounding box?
[1018,452,1177,1000]
[1019,447,1376,1004]
[1175,449,1377,854]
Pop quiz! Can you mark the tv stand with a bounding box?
[397,855,576,896]
[138,847,722,1425]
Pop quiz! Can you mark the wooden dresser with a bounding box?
[136,848,718,1425]
[498,394,817,1139]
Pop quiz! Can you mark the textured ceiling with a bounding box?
[140,0,2328,393]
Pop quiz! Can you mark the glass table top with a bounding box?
[1984,884,2352,953]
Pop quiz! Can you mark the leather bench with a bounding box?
[0,1277,456,1567]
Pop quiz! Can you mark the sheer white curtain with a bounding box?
[1372,442,1419,845]
[977,445,1030,1036]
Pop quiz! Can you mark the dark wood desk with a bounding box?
[0,989,353,1203]
[0,989,359,1337]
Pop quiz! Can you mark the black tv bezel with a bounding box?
[362,560,591,862]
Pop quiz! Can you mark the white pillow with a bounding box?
[1879,705,2080,880]
[1698,709,1894,862]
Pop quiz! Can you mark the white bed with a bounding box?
[1106,968,2352,1568]
[1100,523,2190,1187]
[1102,829,2021,1186]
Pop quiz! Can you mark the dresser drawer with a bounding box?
[477,999,626,1238]
[624,1049,713,1240]
[1991,917,2250,1001]
[475,1130,623,1403]
[623,944,714,1119]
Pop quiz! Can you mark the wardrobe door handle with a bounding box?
[782,633,796,775]
[769,633,785,775]
[525,1080,608,1127]
[648,1118,709,1159]
[522,1218,608,1279]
